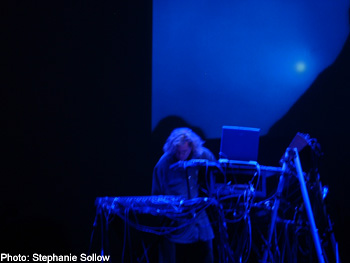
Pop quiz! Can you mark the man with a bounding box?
[152,127,215,263]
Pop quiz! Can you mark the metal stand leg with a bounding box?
[261,161,287,263]
[293,148,325,263]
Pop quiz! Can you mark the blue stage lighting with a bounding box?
[152,0,349,138]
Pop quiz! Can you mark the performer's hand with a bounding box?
[169,160,185,170]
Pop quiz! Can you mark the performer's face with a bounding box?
[175,142,192,161]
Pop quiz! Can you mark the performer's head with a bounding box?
[163,127,204,161]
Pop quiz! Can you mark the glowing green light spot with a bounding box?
[296,62,306,72]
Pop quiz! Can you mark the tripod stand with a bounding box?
[261,147,326,263]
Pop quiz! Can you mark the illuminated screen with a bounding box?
[152,0,349,138]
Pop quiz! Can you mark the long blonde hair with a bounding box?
[163,127,204,156]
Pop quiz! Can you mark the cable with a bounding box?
[88,213,99,255]
[131,209,150,263]
[121,209,127,263]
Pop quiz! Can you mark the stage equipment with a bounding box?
[258,133,340,263]
[261,147,325,263]
[170,158,282,198]
[215,159,282,198]
[90,133,340,263]
[94,195,217,236]
[92,195,221,262]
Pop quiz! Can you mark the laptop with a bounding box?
[217,126,267,198]
[219,126,260,162]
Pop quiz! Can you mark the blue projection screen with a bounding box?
[152,0,349,138]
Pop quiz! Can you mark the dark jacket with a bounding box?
[152,147,215,243]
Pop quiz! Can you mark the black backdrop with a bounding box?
[2,1,350,262]
[2,0,152,254]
